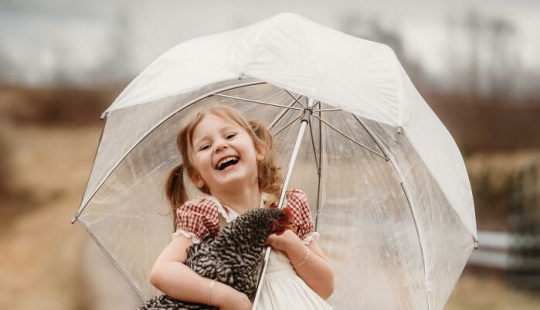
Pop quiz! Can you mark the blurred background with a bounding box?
[1,0,539,309]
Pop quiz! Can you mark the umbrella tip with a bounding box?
[70,216,78,224]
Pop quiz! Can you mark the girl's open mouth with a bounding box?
[216,156,239,170]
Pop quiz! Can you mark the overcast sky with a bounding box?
[1,0,539,86]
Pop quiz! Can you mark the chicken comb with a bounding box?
[282,206,294,221]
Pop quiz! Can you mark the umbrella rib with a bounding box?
[312,115,386,159]
[310,103,324,230]
[284,89,306,108]
[272,115,302,137]
[268,95,303,129]
[351,114,390,158]
[308,120,320,172]
[313,108,342,112]
[213,93,303,111]
[308,100,322,171]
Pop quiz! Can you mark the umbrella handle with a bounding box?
[251,246,272,309]
[277,104,313,208]
[252,99,313,309]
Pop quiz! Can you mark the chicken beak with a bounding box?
[286,222,298,234]
[274,210,297,235]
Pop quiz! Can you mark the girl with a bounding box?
[150,105,334,310]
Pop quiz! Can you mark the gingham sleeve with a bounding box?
[286,189,317,243]
[172,197,220,244]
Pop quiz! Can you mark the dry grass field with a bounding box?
[0,126,101,310]
[1,123,539,310]
[446,273,540,310]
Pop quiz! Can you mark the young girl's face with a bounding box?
[189,113,264,193]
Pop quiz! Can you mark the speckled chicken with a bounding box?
[137,207,295,310]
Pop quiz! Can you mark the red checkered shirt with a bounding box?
[175,188,314,242]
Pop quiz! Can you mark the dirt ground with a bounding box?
[0,126,99,310]
[446,273,540,310]
[1,125,540,310]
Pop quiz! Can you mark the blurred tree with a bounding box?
[443,13,467,94]
[341,13,426,89]
[488,18,519,101]
[0,115,14,201]
[464,10,481,97]
[90,7,134,84]
[448,10,521,101]
[0,49,17,84]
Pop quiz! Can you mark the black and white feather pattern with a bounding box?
[137,207,291,310]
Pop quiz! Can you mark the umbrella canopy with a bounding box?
[73,13,476,310]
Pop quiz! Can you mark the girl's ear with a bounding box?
[255,144,266,161]
[189,173,205,189]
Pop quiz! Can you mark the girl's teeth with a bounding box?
[217,156,238,170]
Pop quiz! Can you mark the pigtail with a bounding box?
[165,163,189,226]
[249,120,283,204]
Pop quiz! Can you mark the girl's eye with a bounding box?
[225,133,236,140]
[199,144,211,151]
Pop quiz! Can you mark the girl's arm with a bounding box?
[266,231,334,299]
[149,236,252,310]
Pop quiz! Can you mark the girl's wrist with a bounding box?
[211,281,236,307]
[284,238,308,262]
[291,250,311,268]
[282,230,303,251]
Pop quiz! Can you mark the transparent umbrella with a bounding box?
[72,13,477,310]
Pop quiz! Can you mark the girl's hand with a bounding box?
[266,229,303,252]
[212,282,252,310]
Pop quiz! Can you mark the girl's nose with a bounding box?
[214,139,228,152]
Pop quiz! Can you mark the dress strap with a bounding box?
[207,196,237,223]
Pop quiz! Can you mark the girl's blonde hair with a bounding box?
[165,105,283,225]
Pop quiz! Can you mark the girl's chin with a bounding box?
[218,165,237,173]
[214,171,258,187]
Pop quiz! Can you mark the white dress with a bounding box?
[256,250,333,310]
